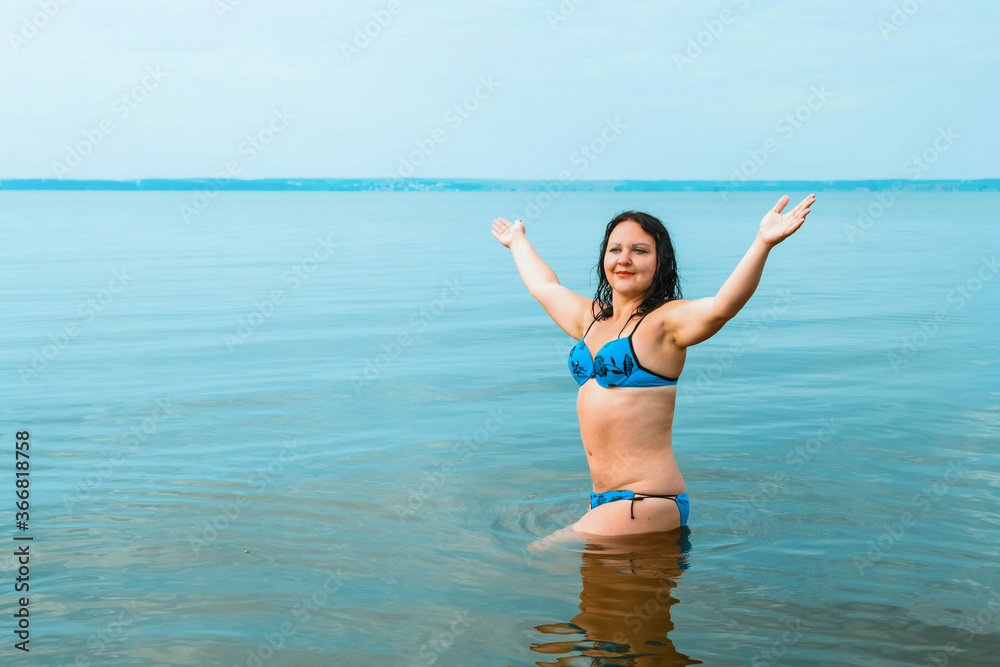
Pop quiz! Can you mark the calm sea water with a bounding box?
[0,190,998,666]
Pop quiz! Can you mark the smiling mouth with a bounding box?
[615,272,633,276]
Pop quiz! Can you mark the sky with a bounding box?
[0,0,997,181]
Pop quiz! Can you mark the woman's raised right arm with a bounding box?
[492,217,590,338]
[492,218,557,296]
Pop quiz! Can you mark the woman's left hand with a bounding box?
[758,193,815,247]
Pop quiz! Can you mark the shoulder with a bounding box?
[643,299,693,343]
[587,300,610,323]
[647,296,727,348]
[645,299,687,324]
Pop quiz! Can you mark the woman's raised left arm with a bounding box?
[664,193,815,348]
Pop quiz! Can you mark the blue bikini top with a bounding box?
[568,309,679,388]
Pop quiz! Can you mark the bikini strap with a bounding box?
[629,493,679,520]
[587,305,644,340]
[617,311,641,338]
[582,301,606,339]
[629,310,652,336]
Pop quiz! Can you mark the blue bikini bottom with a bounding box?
[590,489,690,527]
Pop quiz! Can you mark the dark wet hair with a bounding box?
[592,210,682,320]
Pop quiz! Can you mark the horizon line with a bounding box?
[0,177,997,192]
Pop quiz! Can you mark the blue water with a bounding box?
[1,190,998,665]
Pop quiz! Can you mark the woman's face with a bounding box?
[604,220,657,295]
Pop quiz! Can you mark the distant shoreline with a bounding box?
[0,178,997,192]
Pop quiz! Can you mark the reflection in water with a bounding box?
[531,529,701,666]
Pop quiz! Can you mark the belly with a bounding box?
[576,380,683,493]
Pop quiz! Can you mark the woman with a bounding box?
[492,194,815,539]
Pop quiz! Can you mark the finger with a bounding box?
[796,195,814,211]
[771,195,790,213]
[791,195,813,216]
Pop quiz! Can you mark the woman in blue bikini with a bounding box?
[492,194,815,538]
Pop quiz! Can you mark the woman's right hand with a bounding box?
[491,217,525,248]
